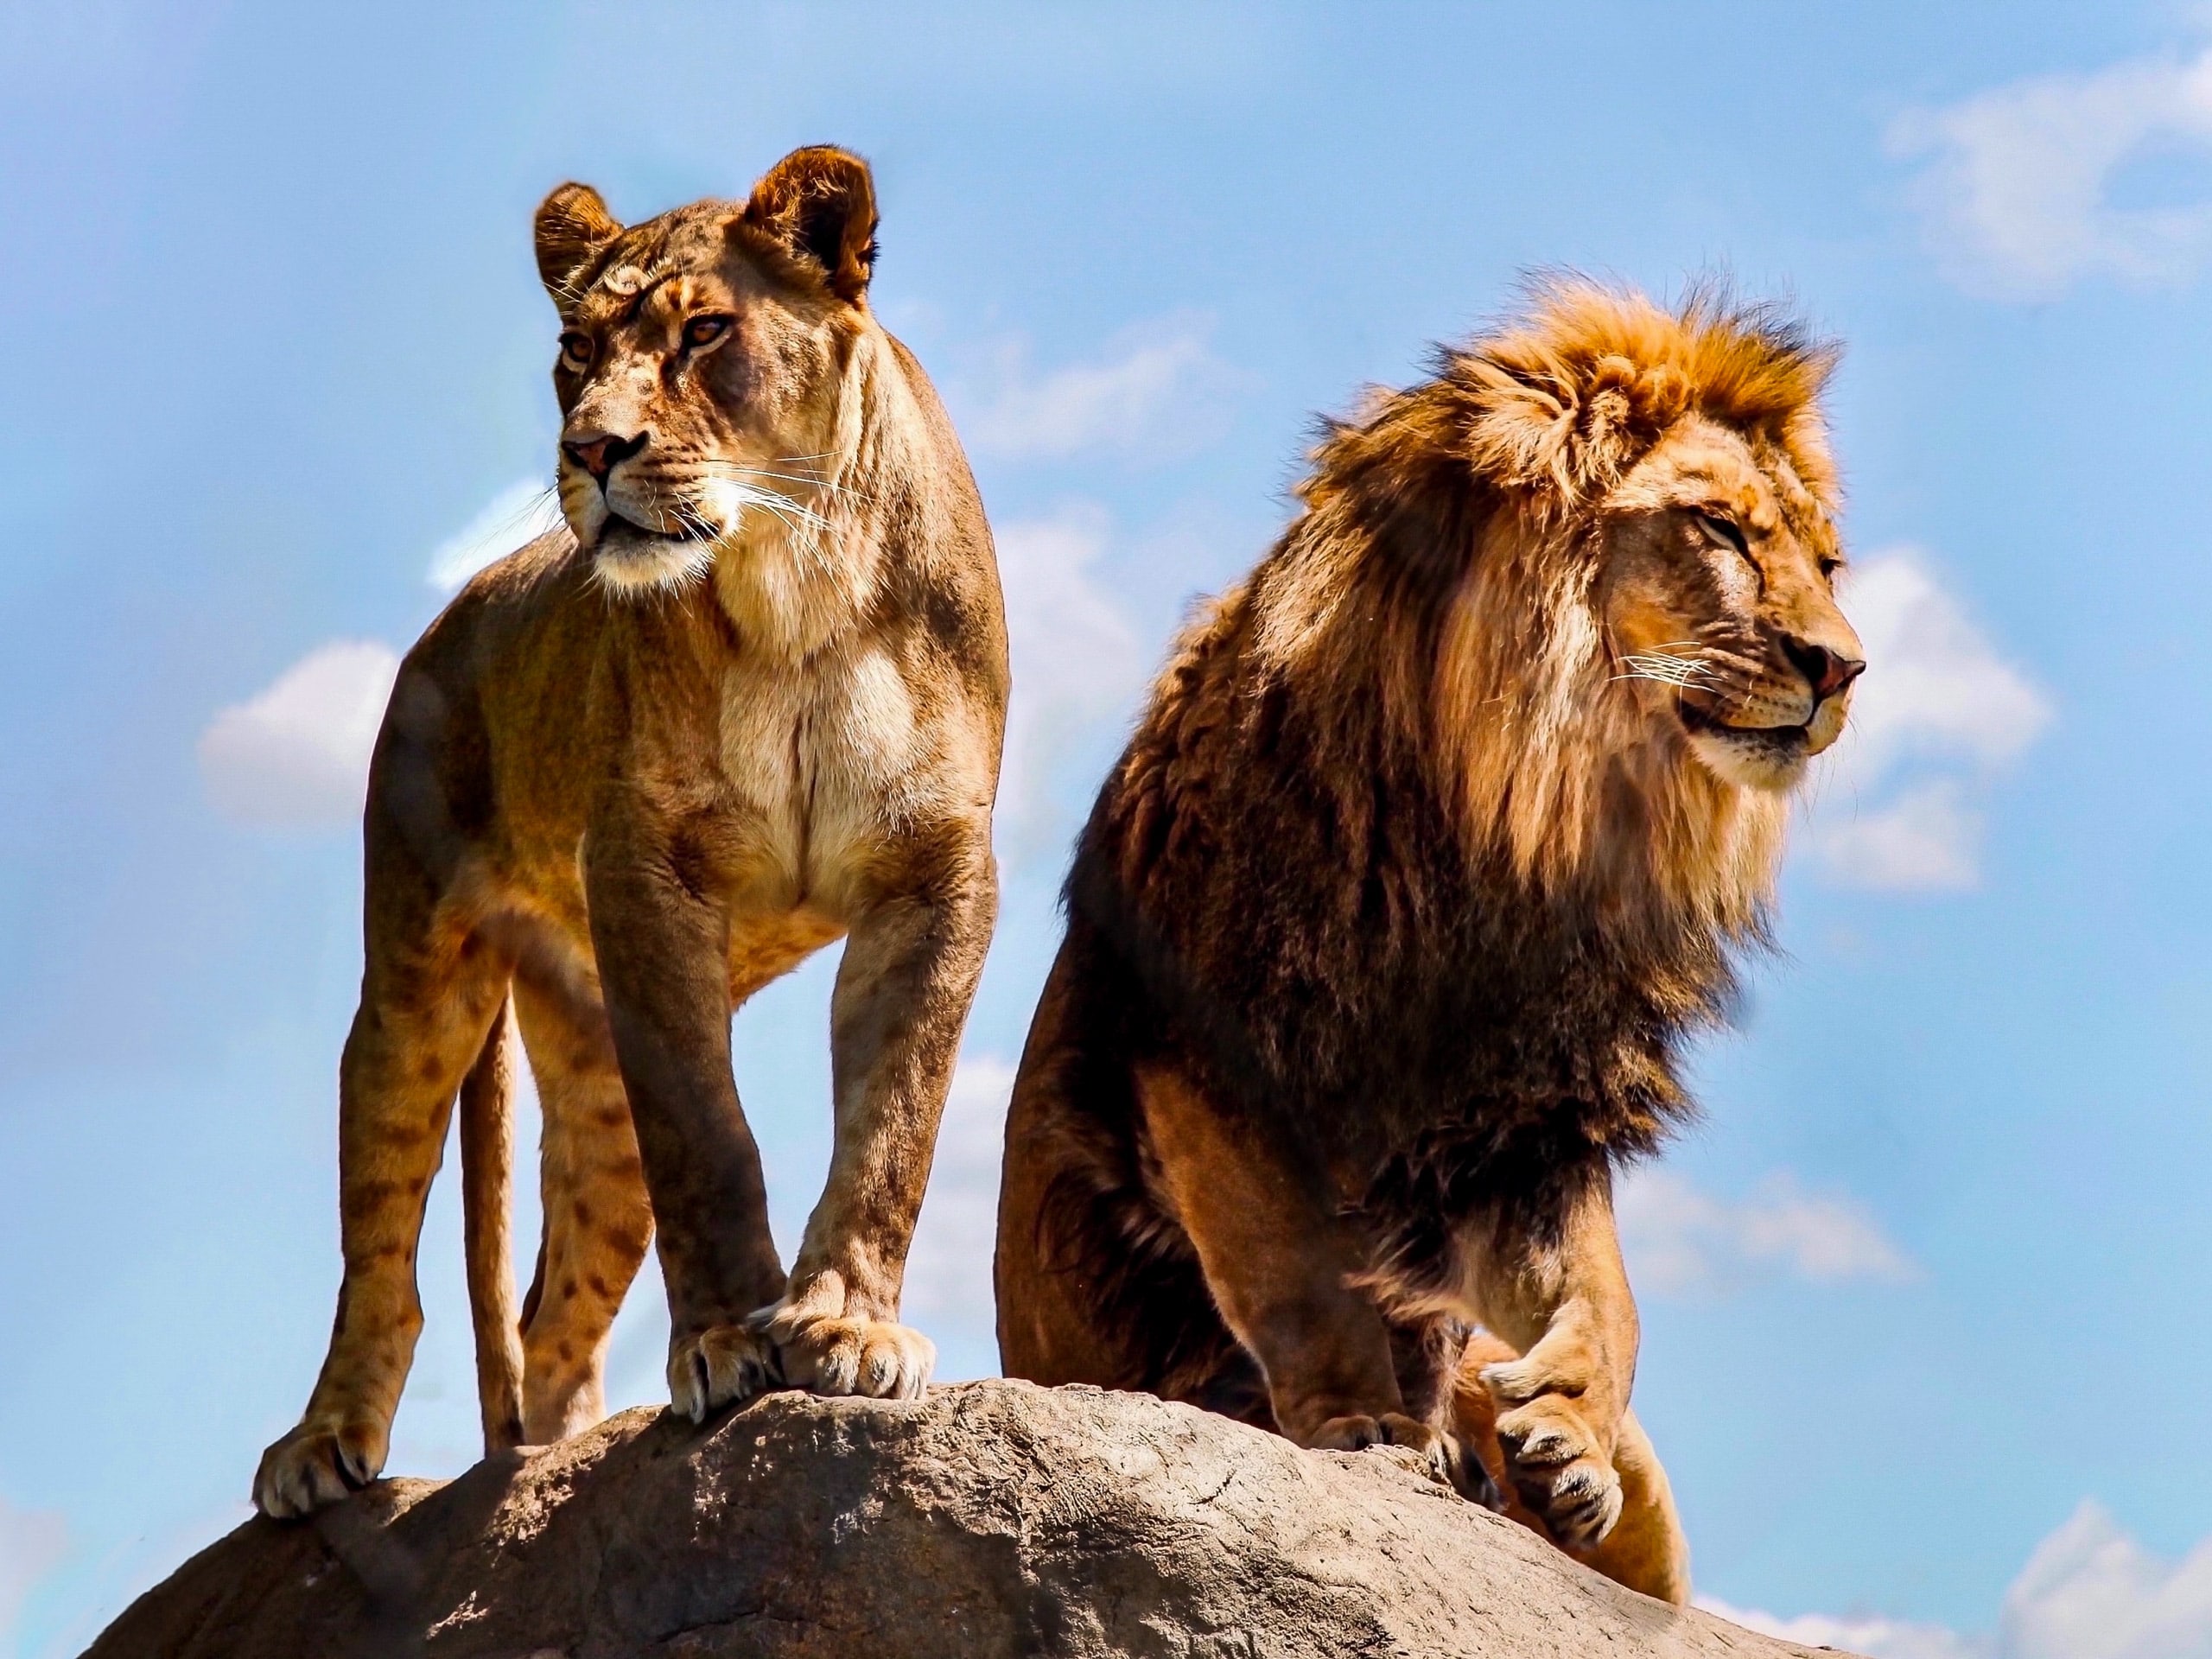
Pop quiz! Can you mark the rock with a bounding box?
[88,1379,1833,1658]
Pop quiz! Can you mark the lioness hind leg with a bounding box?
[512,982,653,1445]
[254,941,507,1518]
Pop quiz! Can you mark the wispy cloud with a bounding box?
[427,478,563,591]
[960,312,1242,463]
[901,1051,1019,1372]
[1618,1168,1915,1295]
[1891,46,2212,300]
[1810,551,2050,892]
[0,1494,67,1654]
[1706,1595,1980,1659]
[991,505,1152,853]
[196,640,400,830]
[1710,1501,2212,1659]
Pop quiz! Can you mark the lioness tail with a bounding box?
[460,994,525,1453]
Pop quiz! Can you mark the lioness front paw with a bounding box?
[1487,1393,1623,1548]
[252,1418,386,1519]
[667,1324,781,1423]
[1309,1412,1504,1510]
[752,1302,934,1400]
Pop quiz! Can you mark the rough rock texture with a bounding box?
[89,1380,1828,1658]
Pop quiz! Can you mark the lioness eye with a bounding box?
[1695,512,1749,556]
[557,331,594,372]
[683,315,733,349]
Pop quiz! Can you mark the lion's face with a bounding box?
[531,149,879,597]
[1596,416,1862,792]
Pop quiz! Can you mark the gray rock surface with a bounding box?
[87,1379,1833,1658]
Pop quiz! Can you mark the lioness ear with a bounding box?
[741,146,878,303]
[534,183,622,308]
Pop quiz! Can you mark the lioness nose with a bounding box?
[1782,637,1866,703]
[562,429,647,484]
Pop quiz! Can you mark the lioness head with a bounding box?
[532,146,880,596]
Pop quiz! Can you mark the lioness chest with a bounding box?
[708,635,950,925]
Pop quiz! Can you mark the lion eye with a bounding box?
[1818,556,1843,581]
[1695,511,1750,556]
[683,315,733,350]
[557,331,594,372]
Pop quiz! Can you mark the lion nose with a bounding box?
[1782,637,1866,703]
[561,429,648,485]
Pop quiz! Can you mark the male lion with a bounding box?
[995,283,1861,1605]
[255,146,1007,1517]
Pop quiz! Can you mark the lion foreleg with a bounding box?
[1137,1067,1493,1502]
[1450,1332,1690,1603]
[1579,1407,1691,1603]
[1465,1168,1642,1553]
[754,857,995,1400]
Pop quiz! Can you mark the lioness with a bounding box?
[995,283,1861,1605]
[255,146,1006,1518]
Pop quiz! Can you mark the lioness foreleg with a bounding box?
[1138,1067,1492,1500]
[1465,1168,1641,1552]
[585,819,787,1423]
[754,854,995,1399]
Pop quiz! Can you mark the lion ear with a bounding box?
[534,183,622,308]
[741,146,879,303]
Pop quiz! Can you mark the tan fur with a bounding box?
[254,147,1006,1518]
[996,283,1860,1607]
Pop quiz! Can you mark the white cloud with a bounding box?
[1705,1597,1983,1659]
[1891,46,2212,300]
[197,639,401,830]
[1818,778,1981,893]
[901,1052,1019,1369]
[1809,551,2050,893]
[992,505,1152,852]
[1618,1167,1915,1295]
[0,1495,67,1650]
[1710,1501,2212,1659]
[2001,1503,2212,1659]
[427,477,564,590]
[961,312,1242,462]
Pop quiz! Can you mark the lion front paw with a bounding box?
[1309,1411,1505,1510]
[252,1418,386,1519]
[751,1300,934,1401]
[1488,1393,1624,1548]
[667,1323,781,1423]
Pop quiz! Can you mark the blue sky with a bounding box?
[4,3,2212,1653]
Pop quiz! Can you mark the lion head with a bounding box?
[531,146,881,607]
[1281,281,1860,928]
